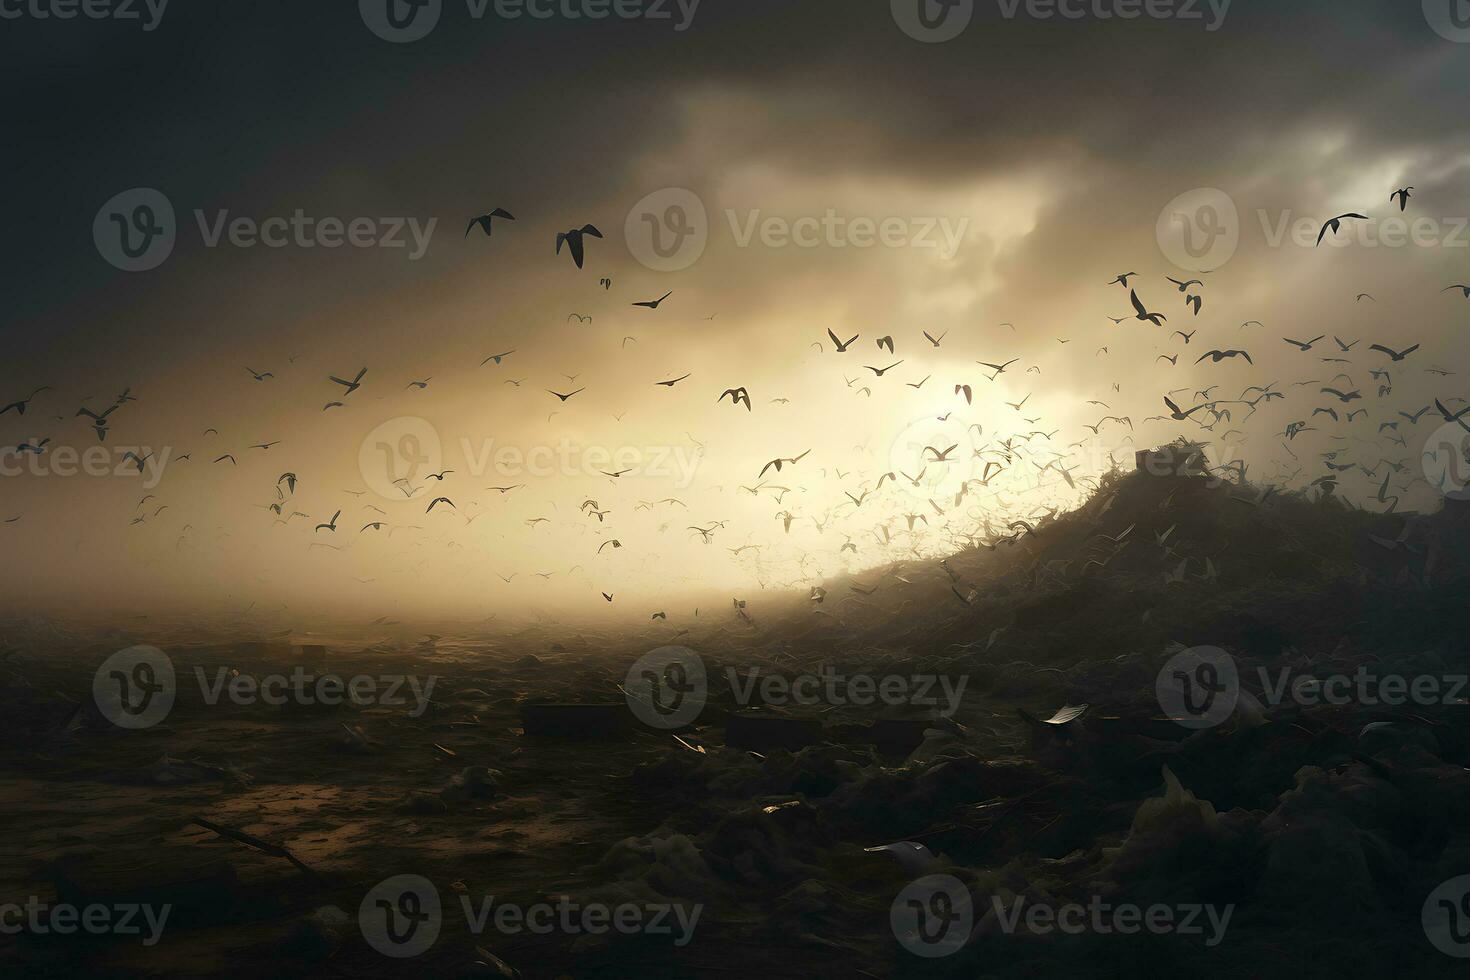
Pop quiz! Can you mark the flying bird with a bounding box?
[1164,395,1210,421]
[556,224,603,268]
[466,208,515,237]
[328,368,367,395]
[759,449,811,478]
[632,291,673,310]
[977,357,1020,377]
[0,387,51,416]
[1197,349,1253,365]
[1316,213,1369,246]
[1369,343,1419,362]
[719,387,752,411]
[1129,289,1166,325]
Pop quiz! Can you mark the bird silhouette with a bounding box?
[466,208,515,237]
[556,224,603,268]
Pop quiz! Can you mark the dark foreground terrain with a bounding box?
[4,462,1470,978]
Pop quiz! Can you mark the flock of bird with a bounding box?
[1,186,1467,616]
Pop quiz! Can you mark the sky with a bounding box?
[2,1,1469,622]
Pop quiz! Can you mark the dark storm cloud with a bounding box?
[1,1,1455,321]
[2,0,1461,373]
